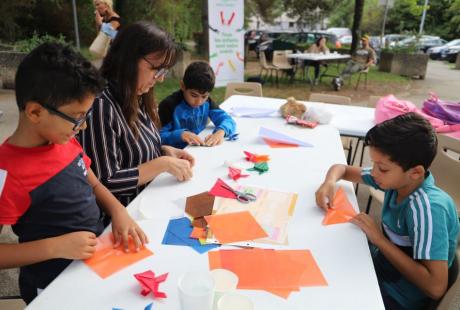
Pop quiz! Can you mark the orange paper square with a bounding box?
[205,211,268,244]
[84,233,153,279]
[323,187,357,225]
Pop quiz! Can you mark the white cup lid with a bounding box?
[211,269,239,292]
[217,293,253,310]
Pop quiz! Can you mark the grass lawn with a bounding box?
[79,45,410,106]
[156,59,410,106]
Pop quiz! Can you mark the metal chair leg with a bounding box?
[365,195,373,214]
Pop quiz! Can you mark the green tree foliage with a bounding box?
[361,0,383,35]
[447,0,460,38]
[0,0,96,46]
[327,0,354,28]
[0,1,36,42]
[283,0,334,30]
[385,0,423,34]
[246,0,284,25]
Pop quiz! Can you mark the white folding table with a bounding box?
[27,115,384,310]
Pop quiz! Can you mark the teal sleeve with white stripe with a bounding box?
[360,167,382,190]
[406,190,449,261]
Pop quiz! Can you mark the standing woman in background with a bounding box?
[94,0,121,39]
[81,21,195,207]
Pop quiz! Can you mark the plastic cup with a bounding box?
[211,269,239,310]
[178,271,215,310]
[217,293,254,310]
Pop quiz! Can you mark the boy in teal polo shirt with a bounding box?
[316,112,459,309]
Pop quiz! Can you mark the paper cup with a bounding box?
[211,269,239,310]
[217,293,254,310]
[178,271,215,310]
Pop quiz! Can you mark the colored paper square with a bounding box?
[185,192,215,218]
[84,233,153,279]
[205,211,268,244]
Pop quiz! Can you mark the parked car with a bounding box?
[326,27,351,40]
[255,31,337,61]
[396,36,447,53]
[443,45,460,63]
[339,35,352,45]
[385,34,411,47]
[427,39,460,60]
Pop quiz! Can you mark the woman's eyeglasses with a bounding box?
[143,57,169,79]
[41,104,93,131]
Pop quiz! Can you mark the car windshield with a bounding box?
[446,39,460,47]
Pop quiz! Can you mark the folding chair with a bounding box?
[309,93,354,164]
[224,82,263,100]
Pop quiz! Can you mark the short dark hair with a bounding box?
[183,61,215,93]
[15,43,104,111]
[364,112,437,171]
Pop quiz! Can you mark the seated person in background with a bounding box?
[159,61,236,149]
[0,43,147,304]
[333,35,376,90]
[316,113,459,310]
[307,36,330,85]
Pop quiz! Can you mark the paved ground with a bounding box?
[0,60,458,306]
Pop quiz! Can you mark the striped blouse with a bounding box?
[80,84,162,206]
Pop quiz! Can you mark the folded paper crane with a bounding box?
[247,162,269,175]
[243,151,270,163]
[134,270,169,299]
[228,167,249,181]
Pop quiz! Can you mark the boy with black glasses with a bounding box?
[0,43,148,304]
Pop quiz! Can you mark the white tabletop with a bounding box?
[287,53,351,62]
[27,117,383,310]
[221,95,375,138]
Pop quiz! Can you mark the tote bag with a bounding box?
[375,95,460,133]
[89,31,110,59]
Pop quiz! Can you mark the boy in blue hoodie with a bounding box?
[159,61,236,148]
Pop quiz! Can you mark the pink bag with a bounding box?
[375,95,460,133]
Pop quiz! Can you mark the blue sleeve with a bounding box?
[160,122,186,148]
[208,108,236,136]
[101,23,117,39]
[406,192,449,261]
[360,167,382,189]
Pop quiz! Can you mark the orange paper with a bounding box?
[322,187,357,225]
[205,211,268,244]
[190,227,207,239]
[208,248,327,299]
[262,138,299,148]
[84,233,153,279]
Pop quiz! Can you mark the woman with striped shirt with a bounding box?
[81,21,194,206]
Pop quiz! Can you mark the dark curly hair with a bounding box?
[365,112,438,171]
[15,43,104,111]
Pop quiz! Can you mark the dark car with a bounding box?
[256,31,337,61]
[397,36,447,53]
[428,39,460,60]
[443,45,460,63]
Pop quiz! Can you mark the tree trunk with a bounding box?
[201,0,209,58]
[351,0,365,55]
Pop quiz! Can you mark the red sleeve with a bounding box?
[0,170,30,225]
[70,138,91,168]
